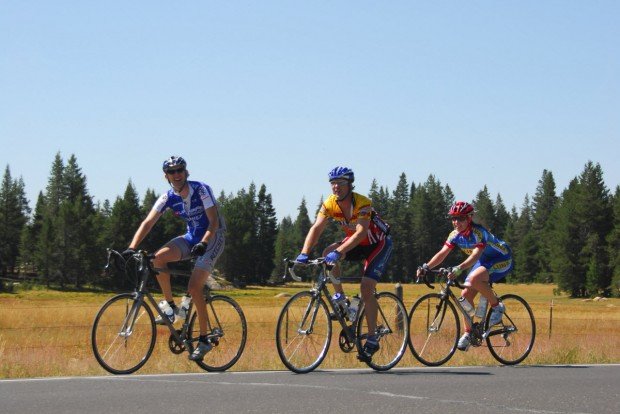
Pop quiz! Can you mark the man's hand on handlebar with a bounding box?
[295,253,309,264]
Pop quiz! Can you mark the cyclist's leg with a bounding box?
[361,236,393,341]
[461,264,488,331]
[466,256,513,307]
[360,277,378,334]
[189,268,210,334]
[153,237,188,302]
[322,242,344,295]
[189,230,225,335]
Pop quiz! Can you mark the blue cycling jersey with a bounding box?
[153,180,226,245]
[445,223,510,260]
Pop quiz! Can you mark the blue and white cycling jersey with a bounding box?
[445,223,509,259]
[445,223,512,280]
[153,180,226,246]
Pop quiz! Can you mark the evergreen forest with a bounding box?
[1,152,619,298]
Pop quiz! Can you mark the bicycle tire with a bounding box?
[189,295,247,372]
[356,291,409,371]
[275,291,332,373]
[485,294,536,365]
[91,293,156,374]
[408,292,460,366]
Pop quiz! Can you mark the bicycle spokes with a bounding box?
[408,293,459,367]
[485,294,536,365]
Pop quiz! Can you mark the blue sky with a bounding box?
[1,1,618,220]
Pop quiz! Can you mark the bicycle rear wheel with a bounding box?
[91,293,156,374]
[189,295,247,372]
[276,291,332,373]
[356,291,409,371]
[485,294,536,365]
[408,293,459,366]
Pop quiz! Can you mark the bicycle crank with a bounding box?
[168,330,186,354]
[338,327,355,353]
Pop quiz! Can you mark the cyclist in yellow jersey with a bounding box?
[296,166,393,361]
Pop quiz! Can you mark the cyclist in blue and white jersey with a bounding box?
[124,156,226,361]
[416,201,513,351]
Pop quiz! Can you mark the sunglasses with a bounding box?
[451,216,469,222]
[330,179,349,186]
[166,168,185,175]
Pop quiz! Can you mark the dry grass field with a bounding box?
[1,282,618,378]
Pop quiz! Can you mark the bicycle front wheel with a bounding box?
[275,291,332,373]
[356,291,409,371]
[408,293,459,366]
[485,294,536,365]
[91,293,156,374]
[189,295,247,372]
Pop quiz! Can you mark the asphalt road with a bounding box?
[1,365,618,414]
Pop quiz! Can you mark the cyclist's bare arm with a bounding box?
[420,245,451,275]
[200,205,220,244]
[128,209,163,249]
[301,214,328,254]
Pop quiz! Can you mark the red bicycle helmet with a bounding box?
[448,201,474,216]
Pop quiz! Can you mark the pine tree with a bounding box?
[576,162,612,295]
[494,194,510,239]
[255,184,277,284]
[502,206,519,247]
[218,187,256,285]
[293,198,312,249]
[140,189,169,252]
[107,181,142,251]
[0,166,30,277]
[607,186,620,296]
[20,192,45,275]
[35,154,66,286]
[530,170,559,283]
[387,173,411,282]
[410,185,432,269]
[58,155,97,288]
[474,186,495,230]
[369,179,389,216]
[532,170,558,232]
[512,196,536,283]
[104,182,143,288]
[272,216,296,280]
[549,179,585,296]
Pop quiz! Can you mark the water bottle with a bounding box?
[159,300,174,320]
[348,295,360,323]
[475,296,488,318]
[179,295,191,319]
[458,296,475,317]
[332,292,348,317]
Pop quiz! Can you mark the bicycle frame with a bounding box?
[94,248,247,374]
[285,259,357,343]
[108,249,198,351]
[420,268,514,342]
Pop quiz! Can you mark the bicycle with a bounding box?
[275,258,409,373]
[408,267,536,366]
[91,249,247,374]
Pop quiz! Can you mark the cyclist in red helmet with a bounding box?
[296,166,392,361]
[417,200,513,351]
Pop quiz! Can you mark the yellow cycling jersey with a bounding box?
[318,192,386,245]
